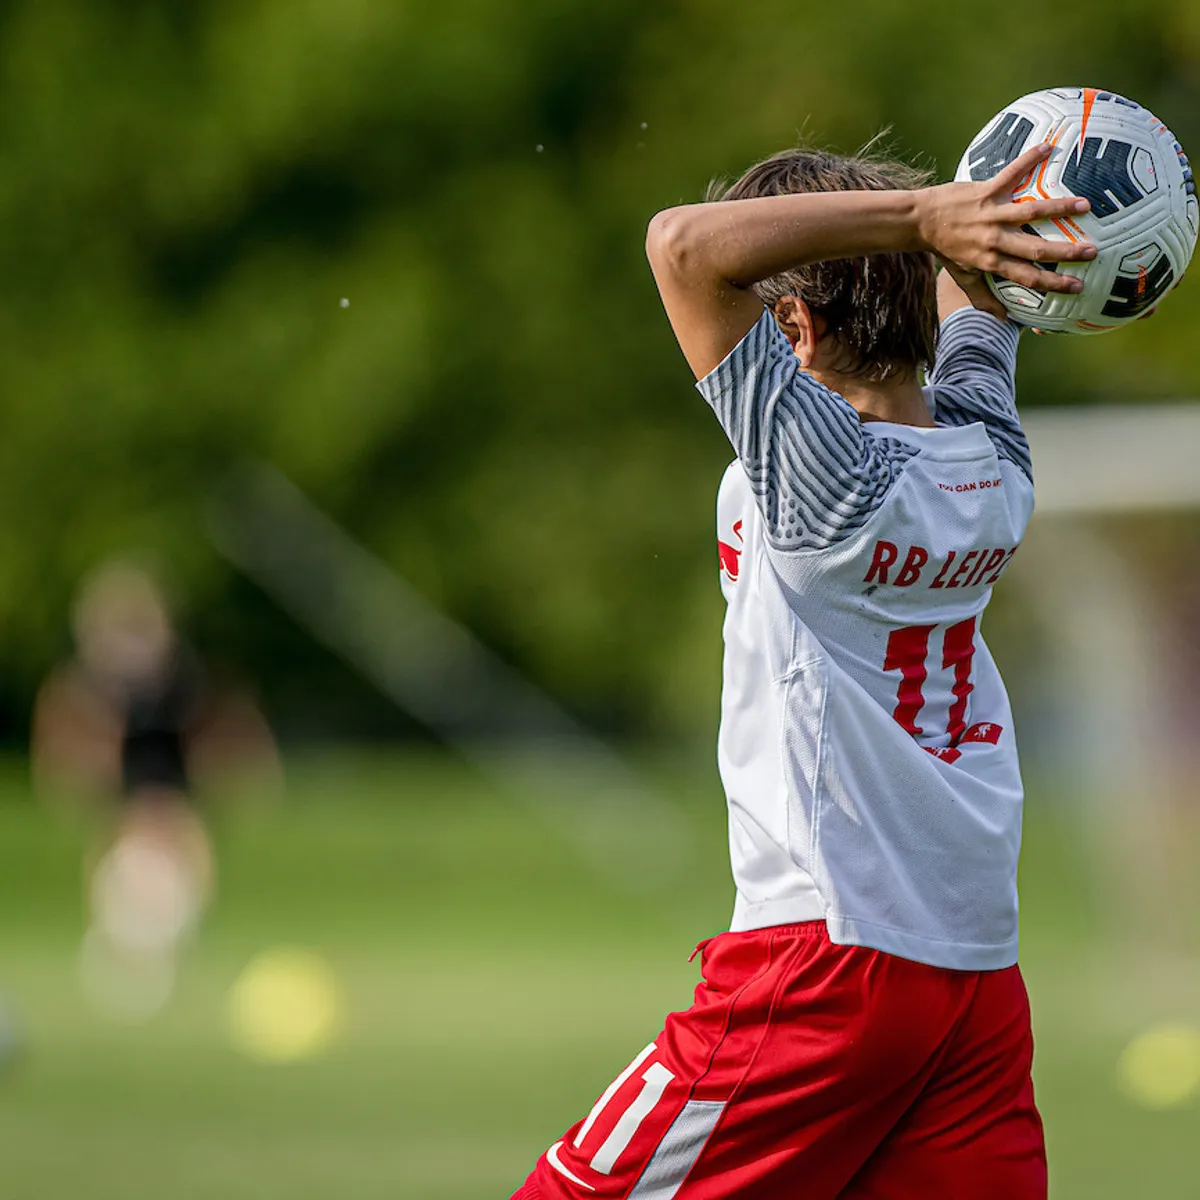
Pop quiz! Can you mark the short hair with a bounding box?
[711,145,939,381]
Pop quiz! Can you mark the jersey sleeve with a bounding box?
[695,309,918,552]
[926,308,1031,481]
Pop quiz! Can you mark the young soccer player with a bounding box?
[509,140,1095,1199]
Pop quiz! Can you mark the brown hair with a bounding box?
[711,145,939,381]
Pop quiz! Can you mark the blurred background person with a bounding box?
[31,560,281,1018]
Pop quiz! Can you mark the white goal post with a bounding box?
[1023,404,1200,515]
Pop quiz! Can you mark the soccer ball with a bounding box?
[954,88,1198,333]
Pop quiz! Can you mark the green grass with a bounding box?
[0,750,1196,1198]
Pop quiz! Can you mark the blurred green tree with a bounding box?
[0,0,1197,741]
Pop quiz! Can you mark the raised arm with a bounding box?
[646,143,1095,379]
[928,299,1031,480]
[937,269,977,323]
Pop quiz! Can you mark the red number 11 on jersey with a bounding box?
[884,618,1001,763]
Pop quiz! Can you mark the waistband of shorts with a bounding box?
[691,920,828,962]
[754,920,832,950]
[763,920,829,938]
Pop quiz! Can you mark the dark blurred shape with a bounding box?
[31,560,280,1018]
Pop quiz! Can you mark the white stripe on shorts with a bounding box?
[627,1099,725,1200]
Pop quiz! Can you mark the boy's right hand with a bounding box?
[916,143,1097,319]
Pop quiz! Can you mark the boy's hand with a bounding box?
[916,143,1097,319]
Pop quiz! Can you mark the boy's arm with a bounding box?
[937,269,976,322]
[646,143,1093,380]
[928,304,1029,479]
[930,261,1033,480]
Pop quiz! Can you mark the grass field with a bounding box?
[0,750,1197,1199]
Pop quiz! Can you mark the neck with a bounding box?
[809,368,933,428]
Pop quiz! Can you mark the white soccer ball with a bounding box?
[954,88,1198,333]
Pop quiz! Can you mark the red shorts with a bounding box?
[511,921,1045,1199]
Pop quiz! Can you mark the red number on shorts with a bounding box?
[884,618,978,746]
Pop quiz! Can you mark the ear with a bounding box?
[773,296,824,367]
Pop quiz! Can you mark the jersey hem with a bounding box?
[729,892,825,932]
[729,900,1020,971]
[825,912,1019,972]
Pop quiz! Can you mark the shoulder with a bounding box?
[695,309,799,403]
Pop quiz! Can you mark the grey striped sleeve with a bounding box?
[927,308,1032,481]
[695,309,918,552]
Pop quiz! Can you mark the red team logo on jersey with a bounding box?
[719,521,744,581]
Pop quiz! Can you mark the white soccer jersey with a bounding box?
[698,306,1034,971]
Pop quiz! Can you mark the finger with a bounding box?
[991,256,1083,294]
[992,141,1055,194]
[967,289,1008,320]
[997,195,1091,223]
[996,231,1097,263]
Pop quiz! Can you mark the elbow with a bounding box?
[646,207,704,280]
